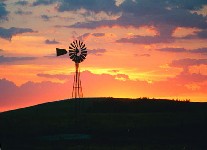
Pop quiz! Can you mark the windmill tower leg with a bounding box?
[72,63,83,99]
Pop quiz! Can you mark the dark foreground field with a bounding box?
[1,98,207,150]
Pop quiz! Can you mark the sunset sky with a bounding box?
[1,0,207,111]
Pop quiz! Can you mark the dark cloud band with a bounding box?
[45,39,60,44]
[0,27,36,41]
[0,2,9,21]
[0,55,37,64]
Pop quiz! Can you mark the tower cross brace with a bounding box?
[72,63,83,98]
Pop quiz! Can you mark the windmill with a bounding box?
[56,40,87,98]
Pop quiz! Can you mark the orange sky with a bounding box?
[1,0,207,112]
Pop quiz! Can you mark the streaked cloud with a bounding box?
[135,54,151,57]
[0,55,36,64]
[0,27,36,41]
[117,35,174,44]
[41,15,51,21]
[170,58,207,69]
[45,39,60,44]
[182,29,207,39]
[88,48,106,56]
[157,47,207,54]
[92,33,105,37]
[15,0,29,6]
[77,32,105,40]
[37,73,69,80]
[15,9,32,15]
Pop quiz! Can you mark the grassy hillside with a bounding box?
[0,98,207,150]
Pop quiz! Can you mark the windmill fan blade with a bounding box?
[69,50,75,53]
[80,41,83,47]
[75,40,78,47]
[56,48,67,56]
[81,51,87,54]
[80,54,85,58]
[70,54,75,59]
[80,55,85,60]
[81,47,86,51]
[73,41,77,48]
[69,53,74,56]
[72,56,77,62]
[69,46,75,50]
[71,43,76,49]
[81,44,85,49]
[79,57,84,62]
[82,54,87,57]
[79,40,81,47]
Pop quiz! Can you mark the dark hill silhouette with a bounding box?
[0,98,207,150]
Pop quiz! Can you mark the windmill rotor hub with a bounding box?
[76,49,79,54]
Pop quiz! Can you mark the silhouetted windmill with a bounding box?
[56,40,87,98]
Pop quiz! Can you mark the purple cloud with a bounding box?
[117,35,174,44]
[168,0,207,10]
[15,0,29,6]
[32,0,119,13]
[41,15,50,21]
[45,39,60,44]
[157,47,207,54]
[0,55,36,64]
[69,2,207,30]
[0,2,9,21]
[77,33,90,40]
[15,9,32,15]
[57,0,118,13]
[135,54,151,57]
[77,32,105,41]
[0,27,36,41]
[32,0,58,6]
[175,72,207,83]
[37,73,69,80]
[182,29,207,39]
[170,58,207,69]
[88,48,106,56]
[67,0,207,44]
[92,33,105,37]
[0,78,71,111]
[196,30,207,39]
[157,48,187,53]
[191,48,207,54]
[69,20,116,29]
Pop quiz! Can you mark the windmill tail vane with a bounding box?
[56,40,87,99]
[56,48,67,56]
